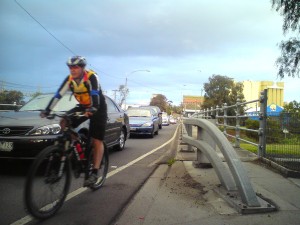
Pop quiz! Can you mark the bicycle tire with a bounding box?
[24,145,71,219]
[89,144,109,190]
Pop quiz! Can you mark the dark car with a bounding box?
[139,106,163,129]
[126,107,159,138]
[0,93,130,159]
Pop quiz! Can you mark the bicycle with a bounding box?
[24,111,109,219]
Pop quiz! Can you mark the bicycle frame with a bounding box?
[48,112,93,180]
[25,111,109,219]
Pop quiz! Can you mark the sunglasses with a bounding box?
[68,65,81,69]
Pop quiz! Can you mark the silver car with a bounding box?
[127,107,160,138]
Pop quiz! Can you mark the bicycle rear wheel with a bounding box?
[89,144,109,190]
[24,145,71,219]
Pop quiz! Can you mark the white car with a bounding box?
[161,112,169,126]
[169,117,177,124]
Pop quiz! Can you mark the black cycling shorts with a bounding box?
[68,106,107,141]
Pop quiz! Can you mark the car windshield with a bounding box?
[127,109,151,117]
[19,93,77,112]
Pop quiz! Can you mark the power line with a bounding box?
[14,0,122,81]
[14,0,77,55]
[13,0,166,95]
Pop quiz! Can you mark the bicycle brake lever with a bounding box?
[75,112,86,117]
[47,114,56,120]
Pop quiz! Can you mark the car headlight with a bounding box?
[142,122,153,127]
[28,124,61,135]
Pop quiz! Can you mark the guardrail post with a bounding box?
[210,106,214,118]
[184,123,194,152]
[193,125,212,168]
[234,98,241,148]
[258,89,267,157]
[216,105,219,126]
[223,103,228,136]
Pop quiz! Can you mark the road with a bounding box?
[0,124,179,225]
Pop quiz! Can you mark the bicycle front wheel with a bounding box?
[24,145,71,219]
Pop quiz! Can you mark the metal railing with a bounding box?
[191,89,300,174]
[192,89,268,158]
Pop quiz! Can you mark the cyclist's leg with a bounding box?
[84,110,107,186]
[92,138,104,170]
[89,109,107,171]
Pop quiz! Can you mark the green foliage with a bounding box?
[283,100,300,113]
[276,38,300,78]
[150,94,168,112]
[245,119,259,141]
[0,90,24,110]
[272,0,300,78]
[281,101,300,134]
[272,0,300,34]
[266,119,283,144]
[167,158,176,166]
[202,75,245,119]
[31,92,42,99]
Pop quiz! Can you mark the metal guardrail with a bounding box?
[182,117,276,214]
[192,90,268,158]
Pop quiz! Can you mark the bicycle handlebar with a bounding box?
[46,111,86,120]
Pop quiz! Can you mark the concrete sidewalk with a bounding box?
[114,141,300,225]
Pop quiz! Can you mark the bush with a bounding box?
[245,119,259,141]
[266,118,283,144]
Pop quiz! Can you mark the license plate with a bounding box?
[0,142,13,152]
[130,128,137,131]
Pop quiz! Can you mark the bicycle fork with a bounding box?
[47,141,69,181]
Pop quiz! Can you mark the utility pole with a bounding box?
[112,89,118,102]
[123,70,150,110]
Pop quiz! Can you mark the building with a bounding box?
[182,95,204,116]
[243,80,284,110]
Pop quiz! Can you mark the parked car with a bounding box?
[139,106,163,129]
[161,112,169,126]
[126,107,159,138]
[0,93,130,159]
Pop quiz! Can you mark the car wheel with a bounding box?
[149,127,154,138]
[154,127,159,135]
[115,128,126,151]
[159,124,162,129]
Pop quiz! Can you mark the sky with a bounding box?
[0,0,299,106]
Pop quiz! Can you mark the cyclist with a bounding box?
[41,56,107,187]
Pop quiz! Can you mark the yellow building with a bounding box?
[182,95,204,110]
[243,81,284,108]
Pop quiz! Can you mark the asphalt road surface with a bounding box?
[0,124,179,225]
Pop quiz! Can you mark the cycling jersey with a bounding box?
[46,70,104,112]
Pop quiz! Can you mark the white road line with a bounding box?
[10,125,179,225]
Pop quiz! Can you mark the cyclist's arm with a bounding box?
[45,76,70,113]
[89,74,101,110]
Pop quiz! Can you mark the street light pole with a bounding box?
[124,69,150,110]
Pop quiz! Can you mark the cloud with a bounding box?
[0,0,297,106]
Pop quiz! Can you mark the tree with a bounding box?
[283,100,300,113]
[202,75,245,116]
[0,90,24,110]
[31,91,42,99]
[117,85,129,107]
[272,0,300,78]
[150,94,168,112]
[280,100,300,134]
